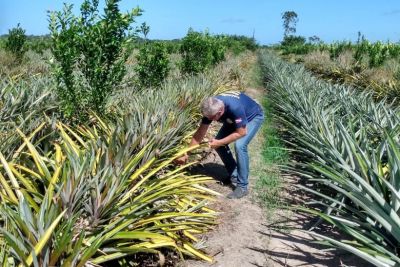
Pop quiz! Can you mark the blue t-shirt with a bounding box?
[201,92,263,128]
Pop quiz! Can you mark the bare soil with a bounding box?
[184,152,269,267]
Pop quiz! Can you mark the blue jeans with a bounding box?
[215,114,264,190]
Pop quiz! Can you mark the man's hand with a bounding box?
[174,154,189,165]
[209,139,223,149]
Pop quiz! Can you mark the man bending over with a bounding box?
[176,91,264,199]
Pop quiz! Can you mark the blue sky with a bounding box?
[1,0,399,45]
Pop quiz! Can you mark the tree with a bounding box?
[5,23,27,61]
[282,11,298,38]
[139,22,150,40]
[179,29,225,75]
[308,35,322,44]
[49,0,142,120]
[135,42,170,88]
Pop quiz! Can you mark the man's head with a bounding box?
[201,97,224,121]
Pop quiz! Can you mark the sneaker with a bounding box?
[227,187,248,199]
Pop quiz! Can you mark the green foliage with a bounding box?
[256,98,287,210]
[260,51,400,266]
[328,41,352,59]
[180,29,226,75]
[135,42,170,88]
[353,32,368,63]
[26,36,52,54]
[0,121,217,266]
[282,11,298,37]
[281,35,306,47]
[163,40,180,53]
[280,34,400,71]
[211,38,226,65]
[280,35,309,55]
[127,39,180,54]
[354,33,392,68]
[308,35,322,44]
[5,23,27,61]
[0,65,238,265]
[0,40,249,265]
[0,76,57,157]
[368,42,389,67]
[139,22,150,40]
[259,96,288,164]
[49,0,142,120]
[218,34,258,55]
[294,40,400,99]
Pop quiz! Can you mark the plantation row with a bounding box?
[280,37,400,67]
[260,50,400,267]
[277,38,400,100]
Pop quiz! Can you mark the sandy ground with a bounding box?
[183,153,269,267]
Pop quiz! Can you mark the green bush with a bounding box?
[27,36,52,54]
[329,41,352,59]
[164,40,180,54]
[220,35,258,54]
[135,42,170,88]
[49,0,141,120]
[280,35,310,55]
[5,23,27,61]
[180,29,226,75]
[281,35,306,47]
[353,35,368,64]
[368,42,389,68]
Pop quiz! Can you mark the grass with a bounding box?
[254,96,288,215]
[260,98,288,164]
[243,51,289,217]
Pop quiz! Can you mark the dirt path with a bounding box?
[181,87,373,267]
[185,154,270,267]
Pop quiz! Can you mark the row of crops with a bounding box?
[260,51,400,267]
[278,38,400,104]
[281,39,400,68]
[0,51,250,265]
[325,40,400,68]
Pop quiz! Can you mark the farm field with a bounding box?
[278,40,400,100]
[1,1,400,267]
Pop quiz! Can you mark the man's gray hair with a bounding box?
[201,97,224,117]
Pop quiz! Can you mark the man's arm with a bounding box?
[175,123,210,164]
[190,123,210,146]
[209,126,247,148]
